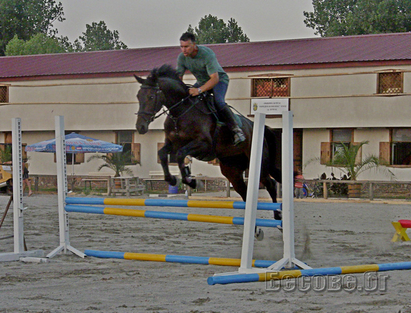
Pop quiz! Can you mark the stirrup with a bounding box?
[233,127,246,146]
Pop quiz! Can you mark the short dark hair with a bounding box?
[180,32,196,42]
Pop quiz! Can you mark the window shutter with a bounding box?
[320,142,331,164]
[76,153,85,163]
[22,144,27,161]
[379,142,391,164]
[5,132,12,144]
[131,143,141,164]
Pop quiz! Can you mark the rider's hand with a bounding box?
[189,87,200,96]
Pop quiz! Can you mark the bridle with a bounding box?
[136,85,164,123]
[136,84,197,123]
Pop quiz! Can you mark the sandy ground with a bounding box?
[1,191,411,313]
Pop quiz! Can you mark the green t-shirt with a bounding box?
[176,45,229,86]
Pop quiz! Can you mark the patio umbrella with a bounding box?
[25,132,123,175]
[26,132,123,154]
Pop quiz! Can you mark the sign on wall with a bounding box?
[250,98,289,115]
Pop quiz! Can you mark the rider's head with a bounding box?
[180,32,198,58]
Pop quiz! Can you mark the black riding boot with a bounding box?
[218,106,246,146]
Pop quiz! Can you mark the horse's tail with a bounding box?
[264,126,282,183]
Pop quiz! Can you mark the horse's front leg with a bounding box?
[175,140,210,189]
[158,141,177,186]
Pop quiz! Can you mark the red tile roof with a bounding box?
[1,32,411,80]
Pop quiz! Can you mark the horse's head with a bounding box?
[135,65,188,134]
[135,73,166,134]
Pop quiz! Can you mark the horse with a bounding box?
[134,64,282,208]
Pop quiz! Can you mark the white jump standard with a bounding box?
[209,108,311,284]
[0,118,43,262]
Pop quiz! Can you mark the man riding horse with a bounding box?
[176,32,246,146]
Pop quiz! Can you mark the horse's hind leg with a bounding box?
[219,164,247,201]
[261,175,277,203]
[260,173,282,221]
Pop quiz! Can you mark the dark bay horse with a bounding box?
[135,64,281,204]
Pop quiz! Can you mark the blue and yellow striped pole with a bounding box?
[66,197,281,211]
[65,205,282,228]
[84,249,276,268]
[207,262,411,285]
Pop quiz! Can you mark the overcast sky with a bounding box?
[57,0,317,49]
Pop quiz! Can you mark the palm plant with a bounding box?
[0,145,12,164]
[87,150,135,177]
[326,141,394,181]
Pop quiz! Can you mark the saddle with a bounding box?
[196,91,242,127]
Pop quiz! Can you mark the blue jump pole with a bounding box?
[65,197,282,211]
[207,262,411,285]
[65,205,282,228]
[84,249,276,268]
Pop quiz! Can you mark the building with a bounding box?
[1,32,410,181]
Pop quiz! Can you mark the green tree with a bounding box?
[5,33,66,55]
[0,0,64,55]
[303,0,411,37]
[73,21,127,52]
[226,18,250,43]
[187,14,250,44]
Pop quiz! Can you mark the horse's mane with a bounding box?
[147,64,188,91]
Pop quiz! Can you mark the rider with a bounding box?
[176,32,246,146]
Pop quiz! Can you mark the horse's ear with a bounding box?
[134,74,145,85]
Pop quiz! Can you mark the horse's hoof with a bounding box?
[169,176,177,186]
[255,228,264,241]
[188,179,197,189]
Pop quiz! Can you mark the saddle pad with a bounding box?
[233,112,243,128]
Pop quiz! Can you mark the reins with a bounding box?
[136,84,200,123]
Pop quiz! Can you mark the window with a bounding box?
[331,129,352,160]
[251,77,290,97]
[0,131,27,162]
[0,86,9,103]
[116,131,140,165]
[381,128,411,166]
[321,129,354,164]
[66,152,84,164]
[378,72,403,94]
[392,129,411,165]
[0,144,28,163]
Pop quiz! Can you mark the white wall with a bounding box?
[3,64,411,181]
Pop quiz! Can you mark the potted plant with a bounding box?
[87,150,136,189]
[324,141,394,198]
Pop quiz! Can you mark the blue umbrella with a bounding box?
[26,132,123,153]
[26,133,123,177]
